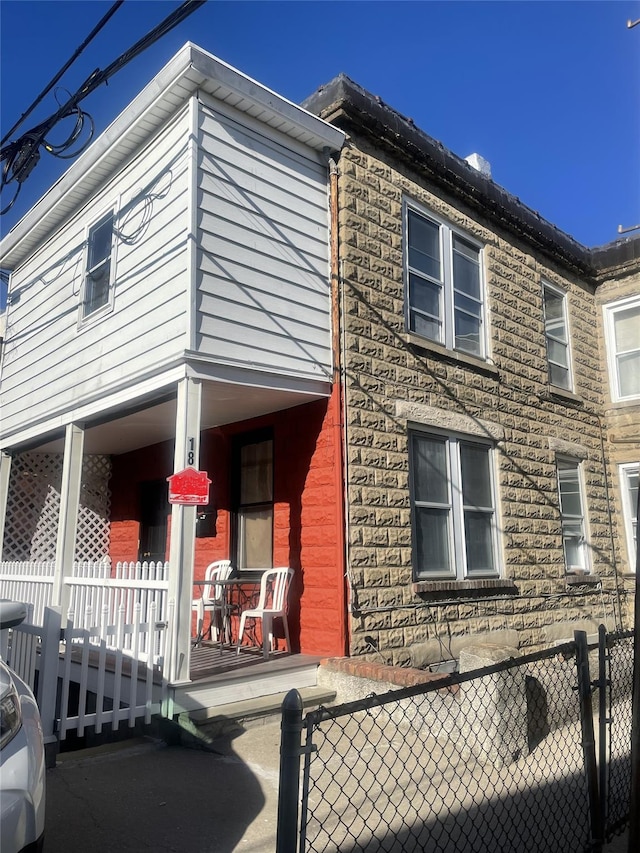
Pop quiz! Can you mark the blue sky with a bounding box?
[1,0,639,254]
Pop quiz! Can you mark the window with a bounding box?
[409,431,499,580]
[556,457,589,573]
[604,297,640,401]
[405,204,485,357]
[620,463,638,572]
[233,432,274,570]
[82,210,115,319]
[543,282,572,390]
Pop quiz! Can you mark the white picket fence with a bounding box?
[0,560,174,751]
[0,559,169,630]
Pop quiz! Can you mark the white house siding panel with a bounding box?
[1,108,192,440]
[195,103,332,380]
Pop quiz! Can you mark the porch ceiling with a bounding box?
[33,381,323,456]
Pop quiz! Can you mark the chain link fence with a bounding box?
[277,629,634,853]
[603,629,634,841]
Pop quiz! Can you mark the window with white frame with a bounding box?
[543,281,573,390]
[233,431,274,570]
[604,297,640,401]
[620,463,638,572]
[405,203,485,357]
[82,209,115,319]
[409,430,499,580]
[556,457,589,573]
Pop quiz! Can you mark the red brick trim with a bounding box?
[320,656,448,688]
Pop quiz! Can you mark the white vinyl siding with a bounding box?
[0,109,191,437]
[195,102,332,380]
[410,431,499,580]
[556,457,589,573]
[543,281,573,390]
[405,202,486,358]
[604,297,640,401]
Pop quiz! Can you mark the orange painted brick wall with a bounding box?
[108,390,346,657]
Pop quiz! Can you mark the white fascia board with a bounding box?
[0,42,345,270]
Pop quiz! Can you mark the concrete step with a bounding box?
[163,685,337,747]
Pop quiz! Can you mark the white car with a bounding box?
[0,601,45,853]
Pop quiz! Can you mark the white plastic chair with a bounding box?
[236,567,294,658]
[192,559,233,643]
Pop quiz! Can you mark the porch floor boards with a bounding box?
[188,641,321,684]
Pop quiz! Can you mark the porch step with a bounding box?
[163,685,337,748]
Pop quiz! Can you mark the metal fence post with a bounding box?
[597,624,609,836]
[276,688,304,853]
[576,629,603,852]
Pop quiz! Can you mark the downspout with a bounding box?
[326,148,350,657]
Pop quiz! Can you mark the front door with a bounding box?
[138,480,169,562]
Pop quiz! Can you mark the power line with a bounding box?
[1,0,206,215]
[0,1,124,147]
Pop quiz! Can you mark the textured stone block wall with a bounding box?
[337,139,627,663]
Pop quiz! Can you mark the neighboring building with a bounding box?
[0,44,348,686]
[593,238,640,625]
[303,74,637,666]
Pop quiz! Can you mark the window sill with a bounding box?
[405,333,500,378]
[608,398,640,410]
[542,386,584,407]
[565,573,601,586]
[413,578,516,595]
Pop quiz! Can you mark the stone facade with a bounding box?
[304,77,636,665]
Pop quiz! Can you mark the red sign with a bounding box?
[167,467,211,505]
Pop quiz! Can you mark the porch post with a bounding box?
[167,376,202,684]
[52,423,85,615]
[0,451,12,559]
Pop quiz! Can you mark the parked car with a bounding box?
[0,600,45,853]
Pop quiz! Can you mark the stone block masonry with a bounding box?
[337,140,627,664]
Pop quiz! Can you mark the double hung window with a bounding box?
[233,432,274,570]
[543,282,572,390]
[620,463,638,572]
[405,204,485,357]
[556,457,589,573]
[604,297,640,401]
[82,210,115,319]
[410,431,499,580]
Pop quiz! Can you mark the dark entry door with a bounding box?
[138,480,169,562]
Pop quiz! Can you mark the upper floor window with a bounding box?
[409,430,499,580]
[543,281,573,390]
[620,463,638,572]
[232,431,274,570]
[604,297,640,401]
[556,456,589,573]
[82,210,115,320]
[405,204,485,358]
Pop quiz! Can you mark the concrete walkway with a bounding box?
[46,724,283,852]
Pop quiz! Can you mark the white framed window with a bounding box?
[619,463,638,572]
[405,202,486,358]
[604,297,640,401]
[543,281,573,390]
[409,430,500,580]
[556,456,589,573]
[81,208,116,320]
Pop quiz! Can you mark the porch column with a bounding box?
[52,423,85,615]
[0,451,12,559]
[167,376,202,684]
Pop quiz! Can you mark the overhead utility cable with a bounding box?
[0,1,124,147]
[1,0,206,215]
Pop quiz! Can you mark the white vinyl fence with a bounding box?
[0,561,173,751]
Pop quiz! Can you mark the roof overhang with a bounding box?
[1,43,345,271]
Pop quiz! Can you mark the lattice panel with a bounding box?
[3,452,112,561]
